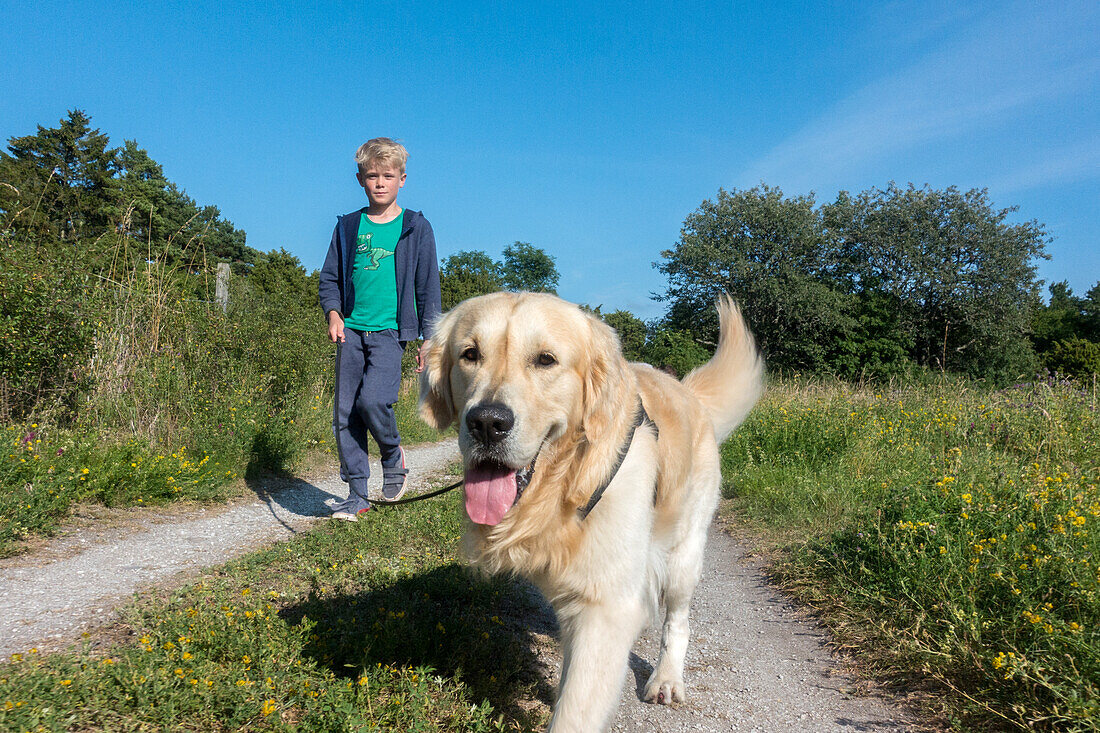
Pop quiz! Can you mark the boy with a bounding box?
[318,138,442,521]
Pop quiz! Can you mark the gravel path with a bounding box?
[0,438,922,730]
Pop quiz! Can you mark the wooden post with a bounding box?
[216,263,230,312]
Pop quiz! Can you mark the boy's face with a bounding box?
[357,163,406,208]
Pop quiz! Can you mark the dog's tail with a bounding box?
[682,296,765,443]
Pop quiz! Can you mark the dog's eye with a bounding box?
[461,346,480,362]
[536,352,557,367]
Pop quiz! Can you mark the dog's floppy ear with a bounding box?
[419,314,456,429]
[581,315,627,442]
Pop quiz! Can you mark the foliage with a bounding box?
[0,489,549,730]
[831,287,915,380]
[501,241,558,294]
[116,140,251,268]
[0,110,119,252]
[597,309,713,375]
[1033,281,1100,355]
[824,183,1047,380]
[1084,284,1100,342]
[439,250,503,310]
[250,248,317,310]
[1044,337,1100,381]
[657,185,859,374]
[722,377,1100,730]
[642,327,709,377]
[601,310,647,362]
[439,243,561,309]
[0,110,250,277]
[657,183,1050,382]
[0,111,451,552]
[0,248,95,422]
[1034,282,1084,351]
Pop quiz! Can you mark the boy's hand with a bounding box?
[327,311,346,343]
[415,340,429,373]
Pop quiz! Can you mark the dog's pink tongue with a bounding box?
[463,465,518,525]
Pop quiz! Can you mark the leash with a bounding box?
[372,398,654,515]
[370,478,464,507]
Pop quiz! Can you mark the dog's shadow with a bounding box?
[279,565,558,726]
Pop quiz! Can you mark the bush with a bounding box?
[0,252,95,421]
[643,328,709,377]
[1044,336,1100,381]
[0,260,338,551]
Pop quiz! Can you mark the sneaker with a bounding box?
[329,495,371,521]
[331,506,372,522]
[381,447,409,501]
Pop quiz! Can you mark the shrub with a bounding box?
[0,253,95,422]
[1044,336,1100,380]
[643,327,709,377]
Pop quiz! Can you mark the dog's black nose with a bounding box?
[466,403,515,445]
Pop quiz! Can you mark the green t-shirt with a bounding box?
[344,210,401,332]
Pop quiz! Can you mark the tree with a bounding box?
[502,241,559,293]
[643,327,709,377]
[823,183,1047,380]
[1044,337,1100,380]
[1031,281,1085,352]
[0,113,252,276]
[439,250,504,309]
[0,110,119,252]
[251,248,315,309]
[1080,282,1100,343]
[602,310,647,362]
[832,286,915,379]
[0,252,95,420]
[656,185,857,373]
[117,141,250,267]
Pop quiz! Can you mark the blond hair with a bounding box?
[355,138,408,174]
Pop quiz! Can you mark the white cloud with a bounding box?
[987,135,1100,194]
[740,2,1100,192]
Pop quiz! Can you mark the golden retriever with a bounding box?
[419,292,763,732]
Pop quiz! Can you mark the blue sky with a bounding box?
[2,0,1096,320]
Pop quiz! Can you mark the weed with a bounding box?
[723,375,1100,730]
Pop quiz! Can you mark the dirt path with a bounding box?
[610,525,918,731]
[0,438,922,730]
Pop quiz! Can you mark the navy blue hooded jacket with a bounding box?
[318,208,442,341]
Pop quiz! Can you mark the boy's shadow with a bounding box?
[244,450,344,532]
[279,565,558,725]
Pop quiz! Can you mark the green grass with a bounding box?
[0,489,550,732]
[722,375,1100,730]
[0,426,232,555]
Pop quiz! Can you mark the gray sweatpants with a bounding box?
[333,328,404,498]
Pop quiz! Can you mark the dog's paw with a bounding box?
[643,673,685,706]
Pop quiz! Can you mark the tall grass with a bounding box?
[723,375,1099,730]
[0,238,445,555]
